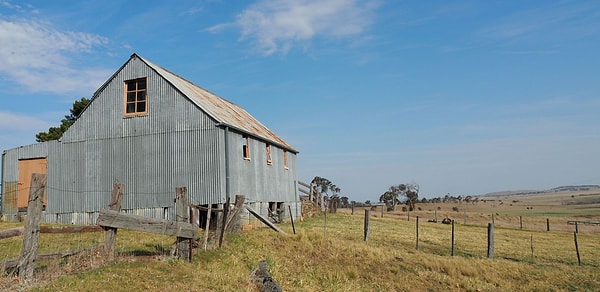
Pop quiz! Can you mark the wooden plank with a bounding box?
[298,188,311,196]
[245,206,286,234]
[97,209,197,239]
[17,173,46,282]
[41,225,103,233]
[0,227,24,239]
[297,181,311,188]
[190,204,223,212]
[2,249,86,273]
[0,226,102,240]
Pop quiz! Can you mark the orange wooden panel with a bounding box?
[17,158,47,208]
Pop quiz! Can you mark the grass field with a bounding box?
[1,190,599,291]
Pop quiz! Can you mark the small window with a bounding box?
[266,144,272,165]
[124,78,148,116]
[243,136,250,160]
[283,150,288,170]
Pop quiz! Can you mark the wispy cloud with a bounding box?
[479,2,600,44]
[0,18,111,94]
[207,0,380,55]
[0,111,51,132]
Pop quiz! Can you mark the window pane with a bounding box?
[137,91,146,101]
[127,92,136,102]
[126,103,135,113]
[126,80,137,90]
[137,101,146,112]
[138,79,146,89]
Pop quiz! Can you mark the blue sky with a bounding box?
[1,0,599,201]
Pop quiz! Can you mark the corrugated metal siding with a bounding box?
[228,130,298,207]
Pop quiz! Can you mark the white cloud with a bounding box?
[0,18,110,94]
[208,0,379,55]
[0,111,51,132]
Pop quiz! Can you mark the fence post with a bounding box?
[351,201,355,215]
[363,209,370,242]
[575,221,579,234]
[530,234,534,262]
[203,205,212,251]
[175,187,191,262]
[104,182,124,256]
[574,232,581,266]
[289,206,296,235]
[17,173,46,283]
[546,218,550,231]
[218,196,230,248]
[519,216,523,230]
[451,220,455,256]
[416,216,419,250]
[381,205,384,218]
[487,223,494,259]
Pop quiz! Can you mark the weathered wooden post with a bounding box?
[363,209,370,242]
[575,221,579,234]
[574,232,581,266]
[530,234,534,262]
[381,205,384,218]
[546,218,550,231]
[103,182,124,256]
[451,220,455,256]
[17,173,46,283]
[175,187,192,262]
[416,216,419,250]
[218,196,230,248]
[487,223,494,259]
[288,206,296,234]
[519,215,523,230]
[351,201,355,215]
[203,205,212,251]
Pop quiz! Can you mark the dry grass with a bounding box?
[0,192,599,291]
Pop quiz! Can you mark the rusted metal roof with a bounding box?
[135,54,298,153]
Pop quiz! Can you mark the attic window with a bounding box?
[124,78,148,116]
[266,144,272,165]
[243,136,250,160]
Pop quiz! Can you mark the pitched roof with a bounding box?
[133,54,298,153]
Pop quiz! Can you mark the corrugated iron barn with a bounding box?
[1,53,299,227]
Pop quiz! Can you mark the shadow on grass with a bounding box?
[119,243,172,257]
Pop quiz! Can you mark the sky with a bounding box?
[1,0,599,201]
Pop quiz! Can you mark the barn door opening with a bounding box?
[18,158,48,211]
[198,204,219,231]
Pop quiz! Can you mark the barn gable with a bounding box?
[62,54,297,154]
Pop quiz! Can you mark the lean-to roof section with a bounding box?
[136,54,298,153]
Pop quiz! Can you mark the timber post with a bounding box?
[175,187,192,262]
[17,173,46,283]
[487,223,494,259]
[103,182,124,256]
[364,209,370,242]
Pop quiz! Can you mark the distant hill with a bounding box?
[482,185,600,197]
